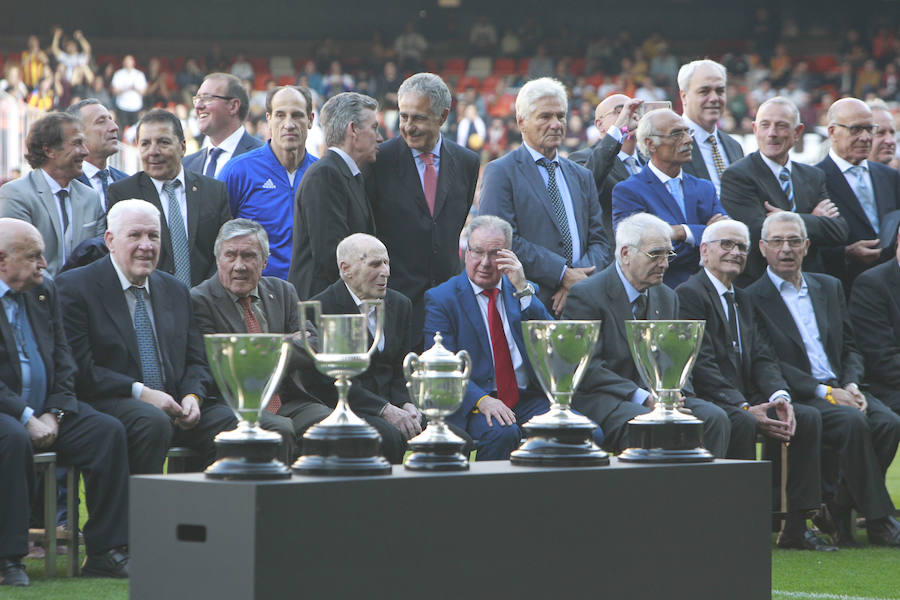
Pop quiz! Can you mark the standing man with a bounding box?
[110,55,146,129]
[68,99,128,212]
[108,109,231,288]
[479,77,611,315]
[749,212,900,548]
[816,98,900,289]
[191,219,332,463]
[678,59,744,196]
[183,73,263,177]
[868,101,898,169]
[56,200,237,474]
[0,219,130,584]
[367,73,480,349]
[612,109,728,288]
[563,213,730,457]
[219,86,317,280]
[0,112,105,277]
[288,92,381,299]
[569,94,645,241]
[721,96,847,286]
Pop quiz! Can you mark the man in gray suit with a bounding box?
[191,219,332,463]
[561,212,730,456]
[0,112,104,276]
[479,77,611,316]
[182,73,263,177]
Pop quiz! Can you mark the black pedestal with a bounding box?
[510,420,609,466]
[292,422,391,476]
[404,436,469,471]
[618,418,714,463]
[205,434,291,480]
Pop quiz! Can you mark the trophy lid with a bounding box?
[417,332,465,373]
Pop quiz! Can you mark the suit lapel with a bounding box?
[183,171,201,245]
[689,139,710,180]
[604,268,638,342]
[516,147,564,237]
[751,152,792,210]
[457,275,492,360]
[642,168,689,223]
[0,299,21,384]
[23,292,52,372]
[805,276,833,356]
[756,275,806,355]
[433,140,456,219]
[333,152,374,232]
[822,158,873,233]
[397,143,431,217]
[559,159,588,241]
[609,158,630,184]
[139,173,174,259]
[256,279,283,333]
[869,165,893,222]
[722,133,742,163]
[210,277,246,332]
[97,258,141,365]
[148,272,174,379]
[33,171,64,262]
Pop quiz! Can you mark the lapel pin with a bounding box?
[38,294,46,302]
[192,185,198,192]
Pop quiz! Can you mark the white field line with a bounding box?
[773,591,899,600]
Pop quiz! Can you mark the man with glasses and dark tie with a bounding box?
[816,97,900,290]
[721,96,848,287]
[562,212,729,456]
[108,109,231,287]
[612,109,728,288]
[183,73,263,178]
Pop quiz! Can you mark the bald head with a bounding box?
[827,98,875,165]
[337,233,390,300]
[0,218,47,291]
[595,94,631,130]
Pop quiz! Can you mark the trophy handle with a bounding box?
[297,300,321,361]
[363,299,384,357]
[403,352,419,383]
[458,349,471,380]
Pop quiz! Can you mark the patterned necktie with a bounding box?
[131,286,164,391]
[483,288,519,409]
[849,165,880,233]
[536,158,572,262]
[723,291,741,361]
[421,152,437,216]
[162,180,192,287]
[205,147,224,178]
[778,167,795,211]
[707,134,726,177]
[10,293,46,413]
[238,296,281,413]
[56,189,69,232]
[624,156,640,176]
[632,294,648,319]
[97,169,110,209]
[665,178,687,220]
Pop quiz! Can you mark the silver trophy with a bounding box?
[292,299,392,476]
[403,332,471,471]
[510,320,609,466]
[618,320,713,463]
[203,333,292,480]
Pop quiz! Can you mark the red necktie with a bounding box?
[421,152,437,216]
[238,296,281,414]
[483,288,519,409]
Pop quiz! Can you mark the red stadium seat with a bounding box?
[457,76,480,92]
[493,58,515,76]
[444,58,467,75]
[253,73,274,90]
[571,58,587,76]
[516,58,530,75]
[249,57,270,75]
[811,55,838,73]
[277,75,295,86]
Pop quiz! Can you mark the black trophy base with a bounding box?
[293,422,392,476]
[618,418,714,463]
[205,435,291,480]
[404,439,469,472]
[510,422,610,467]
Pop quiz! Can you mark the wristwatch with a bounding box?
[513,283,535,299]
[47,408,66,424]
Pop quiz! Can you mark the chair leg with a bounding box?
[66,468,79,577]
[43,460,57,577]
[779,442,788,532]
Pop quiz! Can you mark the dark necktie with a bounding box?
[778,167,795,211]
[632,294,648,319]
[205,147,224,177]
[723,291,741,361]
[56,189,69,232]
[7,292,46,412]
[97,168,111,207]
[162,180,191,287]
[536,158,572,263]
[483,288,519,409]
[131,286,164,390]
[238,296,281,413]
[421,152,437,216]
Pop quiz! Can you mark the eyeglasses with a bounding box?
[762,237,806,249]
[651,128,693,141]
[636,247,677,262]
[708,239,749,254]
[601,105,625,119]
[832,123,879,136]
[467,246,502,261]
[192,94,235,105]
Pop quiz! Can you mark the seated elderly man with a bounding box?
[0,219,129,585]
[191,219,333,463]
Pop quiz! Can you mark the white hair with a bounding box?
[701,219,750,245]
[615,212,672,265]
[677,59,727,92]
[515,77,568,120]
[107,199,160,235]
[761,211,808,240]
[336,233,385,271]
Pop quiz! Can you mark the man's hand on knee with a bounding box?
[140,387,183,418]
[477,396,516,427]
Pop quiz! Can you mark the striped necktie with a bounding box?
[162,180,192,287]
[779,167,795,211]
[537,158,572,262]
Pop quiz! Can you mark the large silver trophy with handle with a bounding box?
[510,320,609,466]
[403,332,471,471]
[292,299,392,476]
[203,333,292,480]
[618,320,713,463]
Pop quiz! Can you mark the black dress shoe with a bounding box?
[867,516,900,548]
[0,558,30,586]
[776,529,839,552]
[82,547,130,578]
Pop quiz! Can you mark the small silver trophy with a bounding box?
[403,332,471,471]
[618,320,714,463]
[203,333,292,480]
[292,299,392,476]
[510,320,609,466]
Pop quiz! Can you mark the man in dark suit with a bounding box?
[182,73,263,177]
[676,218,835,550]
[301,234,420,463]
[191,219,332,463]
[0,112,105,277]
[749,212,900,548]
[569,94,645,241]
[849,225,900,414]
[68,99,128,212]
[424,215,561,460]
[108,109,231,288]
[479,77,611,316]
[367,73,480,349]
[562,213,729,455]
[678,59,744,196]
[0,219,130,584]
[289,92,381,299]
[721,97,847,286]
[816,98,900,289]
[612,109,728,288]
[56,200,237,474]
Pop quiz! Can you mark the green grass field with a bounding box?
[3,456,900,600]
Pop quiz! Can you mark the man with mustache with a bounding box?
[868,100,899,170]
